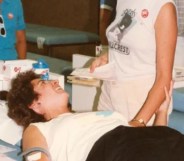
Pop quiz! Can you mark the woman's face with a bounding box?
[31,79,69,113]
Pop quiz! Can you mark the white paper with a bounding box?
[71,62,116,81]
[3,59,35,79]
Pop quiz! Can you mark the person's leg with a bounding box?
[86,126,184,161]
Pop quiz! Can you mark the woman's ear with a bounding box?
[29,100,43,114]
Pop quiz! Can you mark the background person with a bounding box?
[91,0,178,126]
[0,0,26,60]
[99,0,117,45]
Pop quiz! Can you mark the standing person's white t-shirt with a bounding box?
[107,0,175,80]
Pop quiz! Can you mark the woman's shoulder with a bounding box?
[149,0,175,8]
[23,124,43,142]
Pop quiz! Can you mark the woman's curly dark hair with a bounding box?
[7,70,46,128]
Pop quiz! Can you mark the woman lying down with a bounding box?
[5,70,184,161]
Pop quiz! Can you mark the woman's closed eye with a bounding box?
[37,80,49,88]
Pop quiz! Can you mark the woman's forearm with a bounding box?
[153,110,168,126]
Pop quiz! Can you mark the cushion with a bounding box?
[0,139,22,161]
[27,52,72,74]
[26,23,100,45]
[169,110,184,134]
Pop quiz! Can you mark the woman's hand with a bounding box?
[90,53,108,73]
[156,81,174,114]
[153,81,174,126]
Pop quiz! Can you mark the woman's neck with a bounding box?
[44,106,71,120]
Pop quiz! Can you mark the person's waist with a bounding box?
[103,75,156,87]
[0,48,16,56]
[114,73,155,82]
[113,63,156,81]
[0,47,15,51]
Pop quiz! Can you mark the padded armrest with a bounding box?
[26,23,100,45]
[169,110,184,134]
[173,87,184,112]
[0,139,22,160]
[27,52,72,74]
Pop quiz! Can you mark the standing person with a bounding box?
[99,0,117,46]
[91,0,178,126]
[0,0,26,60]
[5,70,184,161]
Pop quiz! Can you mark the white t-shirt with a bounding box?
[106,0,175,80]
[32,111,128,161]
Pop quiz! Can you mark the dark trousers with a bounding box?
[86,126,184,161]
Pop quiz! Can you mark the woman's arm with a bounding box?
[23,125,50,161]
[129,3,177,126]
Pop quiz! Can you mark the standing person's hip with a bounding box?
[97,76,166,125]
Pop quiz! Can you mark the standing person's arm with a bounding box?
[99,0,116,45]
[99,0,117,58]
[129,3,177,127]
[100,8,114,45]
[90,0,116,71]
[16,30,26,59]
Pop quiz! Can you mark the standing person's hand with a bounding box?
[90,53,108,73]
